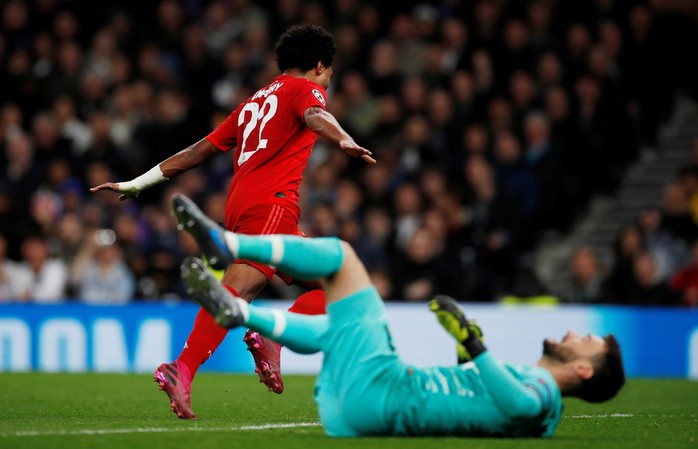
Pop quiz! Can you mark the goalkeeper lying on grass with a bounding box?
[172,193,626,437]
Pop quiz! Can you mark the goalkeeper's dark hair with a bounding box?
[274,24,336,72]
[576,334,625,403]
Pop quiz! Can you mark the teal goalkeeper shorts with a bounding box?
[314,286,410,437]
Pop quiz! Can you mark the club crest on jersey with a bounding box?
[312,89,326,106]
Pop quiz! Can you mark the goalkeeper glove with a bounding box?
[429,295,485,364]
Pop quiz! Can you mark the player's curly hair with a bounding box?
[274,24,336,72]
[576,334,626,403]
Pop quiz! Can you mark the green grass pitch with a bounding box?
[0,373,695,449]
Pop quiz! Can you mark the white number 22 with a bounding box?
[237,95,278,165]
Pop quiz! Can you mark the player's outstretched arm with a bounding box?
[90,138,219,200]
[304,106,376,164]
[429,296,545,418]
[475,353,546,419]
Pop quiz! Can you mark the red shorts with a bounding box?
[227,203,303,284]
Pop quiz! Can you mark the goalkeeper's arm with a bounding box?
[474,353,545,419]
[429,296,544,418]
[90,138,219,200]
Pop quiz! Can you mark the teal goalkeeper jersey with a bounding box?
[390,355,563,437]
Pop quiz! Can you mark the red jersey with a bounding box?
[206,75,328,227]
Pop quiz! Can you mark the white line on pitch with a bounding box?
[2,421,322,438]
[567,413,697,419]
[5,414,695,437]
[566,413,634,419]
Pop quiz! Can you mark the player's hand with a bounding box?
[429,295,486,364]
[339,139,376,164]
[90,182,140,201]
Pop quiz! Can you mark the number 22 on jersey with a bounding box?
[237,94,279,165]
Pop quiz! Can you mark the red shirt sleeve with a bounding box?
[206,104,242,152]
[291,81,327,122]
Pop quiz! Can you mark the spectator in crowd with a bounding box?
[31,112,73,170]
[661,182,698,244]
[615,251,679,307]
[13,235,68,303]
[523,111,572,234]
[606,225,646,301]
[367,40,402,96]
[450,70,479,129]
[399,115,434,175]
[425,89,459,168]
[3,133,43,218]
[677,164,698,225]
[392,226,446,301]
[339,71,379,141]
[491,129,537,242]
[670,241,698,307]
[70,229,136,304]
[50,212,86,269]
[354,207,392,271]
[636,206,689,283]
[563,247,607,304]
[392,181,423,245]
[0,234,22,301]
[463,155,522,296]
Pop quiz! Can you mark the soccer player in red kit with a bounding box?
[91,24,375,419]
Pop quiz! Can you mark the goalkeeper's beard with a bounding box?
[542,340,576,363]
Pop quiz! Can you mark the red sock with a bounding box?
[288,289,326,315]
[177,285,239,377]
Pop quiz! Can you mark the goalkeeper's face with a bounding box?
[543,330,607,363]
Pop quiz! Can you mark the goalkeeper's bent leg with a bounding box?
[240,302,327,355]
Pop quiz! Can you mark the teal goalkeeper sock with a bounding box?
[226,234,345,281]
[238,301,327,354]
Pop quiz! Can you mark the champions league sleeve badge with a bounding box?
[312,89,326,106]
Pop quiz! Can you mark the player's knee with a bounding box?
[222,264,269,301]
[322,239,372,299]
[339,240,360,269]
[337,240,363,274]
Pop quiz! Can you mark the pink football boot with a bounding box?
[243,330,284,394]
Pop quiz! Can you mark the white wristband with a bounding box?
[118,165,169,193]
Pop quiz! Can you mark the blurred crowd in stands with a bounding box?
[0,0,697,305]
[563,141,698,307]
